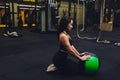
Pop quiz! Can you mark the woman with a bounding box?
[46,16,90,74]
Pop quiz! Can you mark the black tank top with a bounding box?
[59,38,73,51]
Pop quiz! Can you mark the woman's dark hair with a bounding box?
[57,16,73,38]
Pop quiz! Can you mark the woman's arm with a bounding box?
[59,34,90,61]
[71,45,87,56]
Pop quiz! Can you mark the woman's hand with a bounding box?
[79,52,88,56]
[78,52,91,61]
[80,55,91,61]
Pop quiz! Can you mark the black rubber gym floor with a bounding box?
[0,27,120,80]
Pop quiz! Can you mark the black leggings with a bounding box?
[53,51,85,74]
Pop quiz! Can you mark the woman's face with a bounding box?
[67,20,73,31]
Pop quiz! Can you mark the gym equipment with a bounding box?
[79,0,95,31]
[81,52,100,74]
[18,4,41,27]
[77,0,96,40]
[96,0,114,44]
[0,2,10,27]
[114,43,120,47]
[47,0,60,31]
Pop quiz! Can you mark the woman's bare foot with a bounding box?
[46,64,57,72]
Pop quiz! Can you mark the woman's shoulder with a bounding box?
[59,33,69,42]
[59,32,68,39]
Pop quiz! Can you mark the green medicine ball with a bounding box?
[84,53,100,74]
